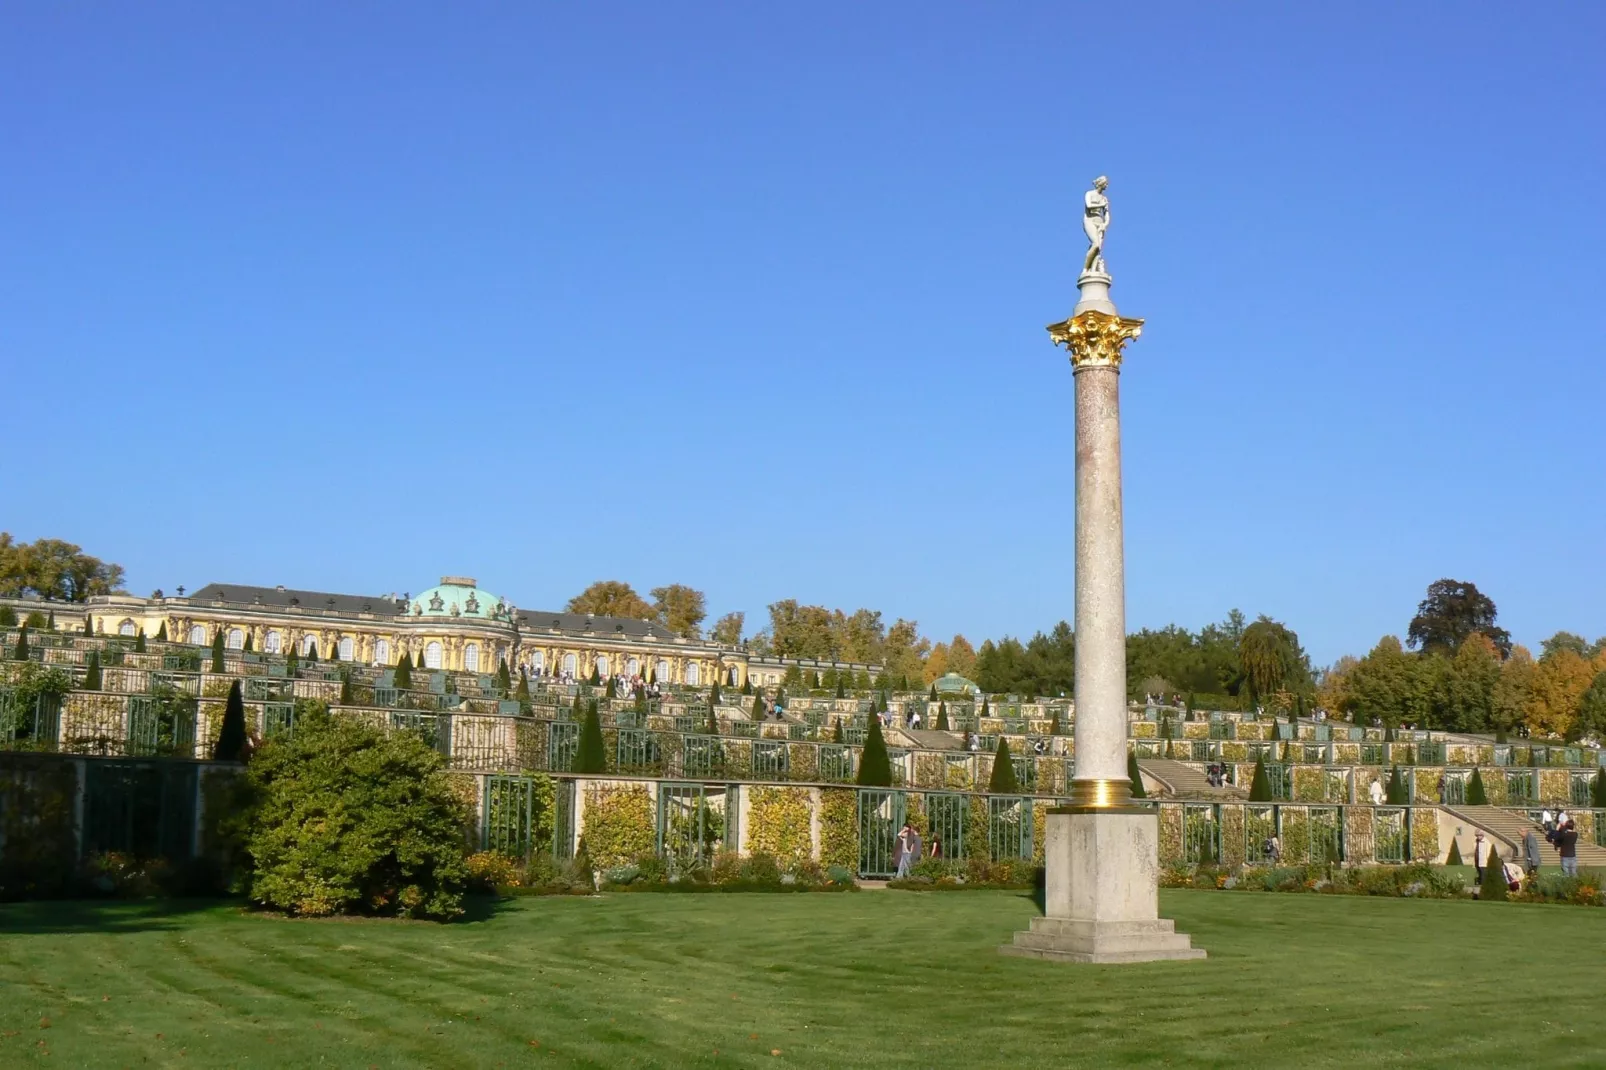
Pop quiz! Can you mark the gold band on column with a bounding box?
[1050,778,1153,815]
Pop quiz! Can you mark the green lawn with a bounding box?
[2,889,1603,1068]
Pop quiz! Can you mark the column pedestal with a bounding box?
[1000,811,1206,964]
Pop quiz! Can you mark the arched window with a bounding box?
[655,659,671,683]
[530,650,545,674]
[626,657,639,677]
[338,637,354,662]
[465,643,480,672]
[226,628,244,651]
[595,655,608,678]
[301,634,318,656]
[728,666,739,685]
[686,663,700,685]
[374,639,391,665]
[118,619,136,637]
[562,653,577,676]
[188,625,206,645]
[424,641,443,670]
[264,630,281,654]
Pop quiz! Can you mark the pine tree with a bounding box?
[929,684,939,701]
[751,694,765,721]
[1479,845,1507,901]
[588,663,600,686]
[872,672,886,690]
[134,628,146,653]
[1128,751,1147,799]
[1248,754,1274,801]
[213,679,250,763]
[394,652,413,690]
[832,718,845,743]
[605,675,617,699]
[82,613,93,635]
[1386,766,1409,804]
[573,699,607,773]
[988,737,1019,794]
[155,622,167,642]
[710,679,721,706]
[1445,837,1464,866]
[706,703,720,735]
[856,714,893,787]
[211,629,226,673]
[516,668,531,701]
[835,675,846,699]
[82,650,102,690]
[13,626,29,660]
[497,658,512,693]
[936,701,949,731]
[980,695,990,718]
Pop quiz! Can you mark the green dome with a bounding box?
[409,576,507,620]
[933,672,979,695]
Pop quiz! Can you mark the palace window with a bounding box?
[338,637,354,662]
[562,653,577,676]
[596,655,609,678]
[626,657,639,676]
[188,625,207,645]
[118,620,136,637]
[226,628,244,651]
[302,634,318,656]
[686,663,700,685]
[264,630,282,654]
[465,643,480,673]
[530,650,545,674]
[374,638,391,665]
[424,641,443,670]
[729,666,739,685]
[656,659,671,683]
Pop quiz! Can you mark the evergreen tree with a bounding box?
[806,669,819,689]
[339,671,353,704]
[82,613,93,635]
[516,668,531,701]
[285,647,299,675]
[213,679,250,763]
[751,693,765,721]
[13,626,29,660]
[856,714,893,787]
[832,718,845,743]
[605,675,617,699]
[635,688,648,715]
[1128,750,1147,799]
[394,652,413,690]
[243,632,253,653]
[988,737,1019,794]
[1479,845,1507,901]
[588,663,600,685]
[776,686,786,706]
[47,611,56,630]
[980,695,990,718]
[0,605,14,626]
[856,669,872,691]
[211,629,226,673]
[706,703,720,735]
[82,650,102,690]
[572,692,584,721]
[872,672,886,691]
[1384,724,1395,743]
[936,701,949,731]
[155,622,167,641]
[1445,837,1464,866]
[1050,709,1062,735]
[305,642,317,664]
[896,673,909,691]
[821,668,837,691]
[497,658,511,693]
[710,679,721,706]
[134,628,146,653]
[929,684,939,701]
[1164,736,1176,759]
[835,675,846,699]
[741,676,753,696]
[572,700,607,774]
[1248,754,1274,801]
[1466,767,1489,805]
[1592,768,1606,809]
[1386,766,1409,804]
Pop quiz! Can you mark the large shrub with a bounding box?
[245,705,472,919]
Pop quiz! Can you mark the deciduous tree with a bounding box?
[566,580,655,621]
[650,584,707,639]
[1407,579,1510,658]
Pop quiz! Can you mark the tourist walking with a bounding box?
[1368,778,1385,805]
[894,823,915,878]
[1556,820,1580,877]
[1473,831,1490,883]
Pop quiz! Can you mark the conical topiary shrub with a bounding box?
[1466,767,1489,805]
[394,652,413,690]
[82,613,93,636]
[1479,845,1507,901]
[588,664,600,686]
[1593,768,1606,809]
[1386,766,1409,804]
[1128,751,1147,799]
[573,699,606,774]
[13,627,29,660]
[988,737,1019,794]
[706,704,719,735]
[82,650,102,690]
[155,622,167,642]
[936,701,949,731]
[856,715,893,787]
[750,694,765,721]
[832,718,845,743]
[134,628,146,653]
[213,679,249,762]
[1248,754,1273,801]
[1445,837,1464,866]
[211,629,226,673]
[517,669,531,701]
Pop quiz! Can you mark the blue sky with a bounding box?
[2,3,1602,665]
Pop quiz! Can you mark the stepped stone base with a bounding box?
[999,809,1206,965]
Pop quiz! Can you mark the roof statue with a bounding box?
[1082,175,1110,277]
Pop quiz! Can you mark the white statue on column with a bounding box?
[1082,175,1110,276]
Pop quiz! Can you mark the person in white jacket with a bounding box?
[1473,831,1490,883]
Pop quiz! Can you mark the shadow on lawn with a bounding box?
[0,897,240,935]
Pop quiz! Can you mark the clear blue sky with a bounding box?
[3,4,1602,665]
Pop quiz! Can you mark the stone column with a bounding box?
[999,269,1205,964]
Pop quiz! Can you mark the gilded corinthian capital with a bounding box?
[1047,310,1144,369]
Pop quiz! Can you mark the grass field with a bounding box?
[2,888,1603,1068]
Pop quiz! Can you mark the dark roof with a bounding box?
[513,609,681,641]
[188,583,404,616]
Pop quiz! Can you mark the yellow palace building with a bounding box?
[70,576,871,689]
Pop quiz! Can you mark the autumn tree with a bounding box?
[1407,579,1511,658]
[946,635,977,680]
[651,584,707,639]
[566,580,655,621]
[1443,633,1502,732]
[711,611,745,647]
[0,533,125,602]
[1490,645,1535,740]
[925,642,949,684]
[1525,647,1598,740]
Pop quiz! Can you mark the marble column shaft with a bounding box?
[1072,361,1127,787]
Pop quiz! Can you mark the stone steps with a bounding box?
[1139,758,1247,801]
[1445,805,1606,867]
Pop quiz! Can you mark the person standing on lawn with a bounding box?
[1556,820,1580,877]
[1473,831,1490,883]
[1524,828,1542,875]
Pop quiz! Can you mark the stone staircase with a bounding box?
[1442,805,1606,868]
[1138,759,1248,801]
